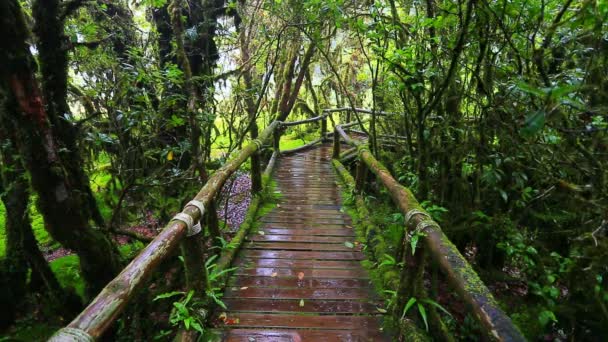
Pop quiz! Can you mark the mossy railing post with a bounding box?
[332,127,340,159]
[320,114,327,141]
[354,160,367,193]
[250,153,262,195]
[177,230,208,341]
[250,135,264,194]
[273,125,282,155]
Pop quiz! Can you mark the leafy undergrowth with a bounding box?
[336,169,562,340]
[336,174,489,339]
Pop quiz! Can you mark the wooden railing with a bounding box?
[330,111,526,342]
[49,113,333,341]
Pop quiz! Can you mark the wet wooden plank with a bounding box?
[247,235,350,243]
[217,313,382,330]
[219,329,386,342]
[227,276,372,289]
[260,223,352,229]
[222,299,380,314]
[234,267,369,279]
[243,242,357,252]
[224,287,373,300]
[240,250,365,260]
[233,258,361,269]
[259,228,355,236]
[260,220,349,226]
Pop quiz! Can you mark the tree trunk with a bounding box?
[0,0,122,299]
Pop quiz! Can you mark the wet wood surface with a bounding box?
[217,145,388,341]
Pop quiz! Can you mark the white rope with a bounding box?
[172,212,195,236]
[49,328,94,342]
[252,139,264,150]
[406,220,439,242]
[404,209,430,227]
[182,200,205,236]
[186,200,205,217]
[189,221,202,236]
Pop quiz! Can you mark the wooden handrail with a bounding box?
[281,112,328,126]
[332,121,525,342]
[323,107,396,116]
[49,121,281,341]
[49,112,335,341]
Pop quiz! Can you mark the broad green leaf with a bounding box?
[520,111,545,137]
[538,310,557,326]
[418,303,429,331]
[402,297,417,318]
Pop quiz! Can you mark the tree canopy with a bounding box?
[0,0,606,340]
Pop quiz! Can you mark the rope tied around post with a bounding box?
[252,139,264,151]
[404,209,431,228]
[356,145,370,156]
[406,219,440,243]
[172,212,201,237]
[49,327,94,342]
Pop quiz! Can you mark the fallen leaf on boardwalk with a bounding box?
[376,308,387,313]
[225,318,240,325]
[271,272,278,277]
[299,299,305,307]
[297,272,305,280]
[240,287,248,290]
[344,241,354,248]
[258,230,265,235]
[354,241,360,246]
[277,204,281,208]
[346,225,353,229]
[218,312,227,321]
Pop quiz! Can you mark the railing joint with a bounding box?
[49,328,94,342]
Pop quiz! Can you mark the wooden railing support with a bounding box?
[250,153,262,194]
[332,119,526,342]
[181,236,208,294]
[49,121,281,341]
[354,160,367,193]
[273,127,281,155]
[332,127,340,159]
[320,115,327,141]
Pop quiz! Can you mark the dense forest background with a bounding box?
[0,0,607,340]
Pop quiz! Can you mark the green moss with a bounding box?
[383,270,400,288]
[4,321,58,341]
[279,131,318,150]
[49,254,85,301]
[119,241,145,260]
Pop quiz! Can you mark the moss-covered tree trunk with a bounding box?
[237,0,262,193]
[0,0,121,299]
[0,120,28,327]
[33,0,106,229]
[0,122,80,320]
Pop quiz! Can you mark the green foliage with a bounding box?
[154,290,205,334]
[401,297,452,332]
[49,255,85,301]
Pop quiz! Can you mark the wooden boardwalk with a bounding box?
[217,144,388,341]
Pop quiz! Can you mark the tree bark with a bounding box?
[0,0,122,299]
